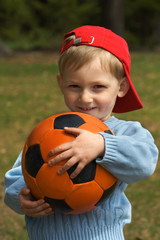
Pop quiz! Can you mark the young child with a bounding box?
[4,25,158,240]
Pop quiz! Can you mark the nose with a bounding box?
[79,90,93,103]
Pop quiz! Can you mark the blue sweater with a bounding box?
[4,116,158,240]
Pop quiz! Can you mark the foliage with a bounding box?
[124,0,160,48]
[0,0,160,48]
[0,0,100,49]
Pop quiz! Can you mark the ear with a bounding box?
[118,77,130,98]
[57,73,64,93]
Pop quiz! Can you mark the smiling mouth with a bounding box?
[78,107,96,111]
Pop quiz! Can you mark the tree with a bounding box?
[0,39,12,57]
[124,0,160,47]
[99,0,124,37]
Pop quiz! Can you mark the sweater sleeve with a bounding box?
[4,151,26,214]
[96,120,158,184]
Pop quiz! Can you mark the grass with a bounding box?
[0,51,160,240]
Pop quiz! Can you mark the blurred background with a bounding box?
[0,0,160,55]
[0,1,160,240]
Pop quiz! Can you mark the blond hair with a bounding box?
[58,35,125,80]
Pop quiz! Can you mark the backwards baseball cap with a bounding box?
[60,25,143,113]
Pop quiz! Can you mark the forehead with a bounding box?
[62,57,116,84]
[59,45,112,75]
[63,54,111,75]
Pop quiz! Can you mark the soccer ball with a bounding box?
[22,112,118,214]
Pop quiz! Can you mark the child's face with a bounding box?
[57,57,124,121]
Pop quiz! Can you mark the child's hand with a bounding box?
[19,187,54,217]
[48,127,105,179]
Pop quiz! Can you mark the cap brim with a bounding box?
[113,64,143,113]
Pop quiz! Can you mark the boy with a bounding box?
[4,26,158,240]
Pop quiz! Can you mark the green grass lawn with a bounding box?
[0,51,160,240]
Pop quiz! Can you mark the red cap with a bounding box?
[61,25,143,113]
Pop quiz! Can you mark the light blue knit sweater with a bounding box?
[4,116,158,240]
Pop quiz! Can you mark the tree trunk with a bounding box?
[100,0,124,37]
[0,39,12,57]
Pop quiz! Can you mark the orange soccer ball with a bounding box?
[22,112,118,214]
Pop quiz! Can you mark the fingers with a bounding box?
[48,127,92,179]
[57,156,78,175]
[48,141,71,159]
[69,162,85,179]
[21,198,54,217]
[48,127,81,155]
[19,187,54,217]
[49,149,86,179]
[56,156,87,179]
[24,200,54,218]
[48,128,85,163]
[48,147,72,167]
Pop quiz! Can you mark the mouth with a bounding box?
[78,107,96,112]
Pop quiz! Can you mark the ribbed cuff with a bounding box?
[97,132,118,163]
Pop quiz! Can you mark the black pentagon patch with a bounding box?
[95,182,117,206]
[25,144,44,178]
[67,161,96,184]
[104,130,113,135]
[44,197,72,213]
[54,114,85,129]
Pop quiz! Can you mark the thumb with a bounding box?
[64,127,84,136]
[20,187,31,195]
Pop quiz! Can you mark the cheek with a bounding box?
[97,94,117,108]
[96,95,111,105]
[64,92,76,104]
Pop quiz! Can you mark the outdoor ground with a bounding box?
[0,51,160,240]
